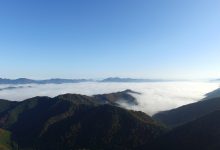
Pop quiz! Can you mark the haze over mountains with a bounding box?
[0,77,180,84]
[101,77,170,83]
[0,78,92,84]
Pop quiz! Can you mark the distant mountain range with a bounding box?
[101,77,170,82]
[0,77,173,84]
[0,78,93,84]
[0,86,32,91]
[210,79,220,82]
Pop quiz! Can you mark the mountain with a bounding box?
[38,105,166,150]
[151,110,220,150]
[0,91,166,150]
[93,89,140,105]
[0,86,32,91]
[0,99,18,114]
[204,88,220,100]
[0,78,35,84]
[210,79,220,82]
[0,78,92,84]
[0,77,173,84]
[2,88,220,150]
[101,77,167,82]
[153,92,220,127]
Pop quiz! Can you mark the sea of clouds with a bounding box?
[0,81,219,115]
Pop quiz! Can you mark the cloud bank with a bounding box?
[0,82,219,115]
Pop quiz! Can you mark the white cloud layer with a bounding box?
[0,82,219,115]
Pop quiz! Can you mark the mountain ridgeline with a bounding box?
[0,77,171,84]
[0,90,166,150]
[100,77,167,83]
[0,78,92,84]
[153,97,220,128]
[1,88,220,150]
[149,88,220,150]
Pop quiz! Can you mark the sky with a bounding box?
[0,0,220,79]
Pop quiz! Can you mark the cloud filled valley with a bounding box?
[0,81,219,115]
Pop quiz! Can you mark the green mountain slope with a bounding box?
[0,129,12,150]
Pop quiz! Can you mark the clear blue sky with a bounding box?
[0,0,220,79]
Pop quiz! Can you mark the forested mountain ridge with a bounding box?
[0,90,166,150]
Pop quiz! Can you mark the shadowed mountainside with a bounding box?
[151,110,220,150]
[204,88,220,100]
[2,88,220,150]
[153,96,220,128]
[0,90,166,150]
